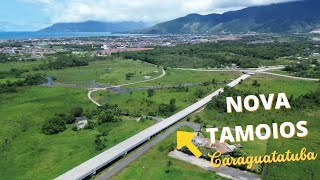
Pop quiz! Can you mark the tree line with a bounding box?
[0,73,47,93]
[119,41,316,68]
[284,60,320,78]
[33,54,89,71]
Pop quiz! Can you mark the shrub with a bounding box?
[125,72,135,80]
[56,113,75,124]
[252,80,260,87]
[42,116,66,135]
[84,121,96,130]
[98,111,117,124]
[194,88,206,98]
[158,99,177,116]
[194,115,203,124]
[95,137,105,151]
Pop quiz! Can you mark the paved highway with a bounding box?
[257,71,319,81]
[175,66,319,81]
[95,122,201,180]
[89,66,319,107]
[61,66,304,180]
[174,66,285,72]
[55,74,250,180]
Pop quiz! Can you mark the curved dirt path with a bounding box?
[81,65,318,179]
[88,66,319,107]
[88,68,166,106]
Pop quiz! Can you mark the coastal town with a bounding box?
[0,34,245,57]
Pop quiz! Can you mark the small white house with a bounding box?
[75,116,88,130]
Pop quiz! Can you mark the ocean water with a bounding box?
[0,32,132,40]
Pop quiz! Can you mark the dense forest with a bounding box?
[119,41,315,68]
[34,54,89,70]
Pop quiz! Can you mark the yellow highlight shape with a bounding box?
[176,131,202,158]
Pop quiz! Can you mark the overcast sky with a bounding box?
[0,0,298,31]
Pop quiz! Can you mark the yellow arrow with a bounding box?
[176,131,202,158]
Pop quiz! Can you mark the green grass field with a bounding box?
[36,59,162,86]
[0,59,237,179]
[263,109,319,180]
[1,60,240,88]
[126,69,241,88]
[190,74,320,179]
[112,74,320,179]
[0,86,156,179]
[0,59,162,86]
[238,75,319,180]
[110,127,225,180]
[1,58,319,180]
[0,77,24,84]
[236,74,319,97]
[0,61,43,71]
[92,85,222,117]
[189,74,319,129]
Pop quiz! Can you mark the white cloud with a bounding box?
[23,0,298,24]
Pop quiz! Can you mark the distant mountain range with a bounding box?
[39,21,148,32]
[139,0,320,34]
[39,0,319,34]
